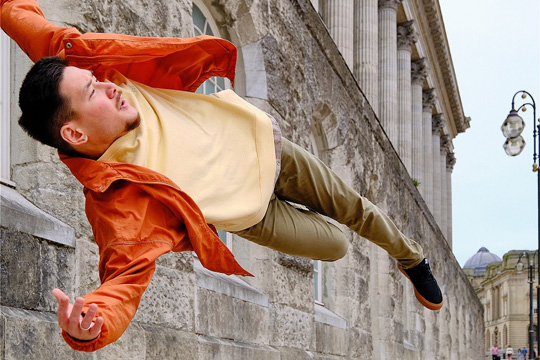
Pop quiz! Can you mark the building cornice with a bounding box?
[413,0,470,137]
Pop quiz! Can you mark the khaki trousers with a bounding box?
[234,138,424,268]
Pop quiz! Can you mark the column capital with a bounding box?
[378,0,402,11]
[397,21,416,50]
[422,88,436,111]
[446,152,457,171]
[440,134,451,154]
[412,59,429,85]
[432,113,444,135]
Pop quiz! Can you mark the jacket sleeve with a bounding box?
[1,0,237,91]
[1,0,82,61]
[62,240,171,352]
[61,181,184,352]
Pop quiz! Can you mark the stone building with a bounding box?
[1,0,483,359]
[464,247,503,289]
[464,249,538,356]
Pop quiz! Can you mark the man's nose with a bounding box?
[105,83,117,98]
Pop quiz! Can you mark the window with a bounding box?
[314,260,323,304]
[192,1,230,95]
[192,1,232,248]
[218,230,233,248]
[310,132,326,304]
[1,31,11,184]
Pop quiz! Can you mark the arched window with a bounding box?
[493,327,499,348]
[0,31,11,184]
[310,132,326,305]
[192,1,231,95]
[192,1,232,247]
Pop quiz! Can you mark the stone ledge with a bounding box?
[0,306,81,360]
[194,259,269,307]
[0,184,74,247]
[314,303,347,329]
[198,334,280,359]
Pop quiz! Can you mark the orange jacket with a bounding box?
[2,0,251,352]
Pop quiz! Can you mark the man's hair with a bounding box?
[18,56,77,155]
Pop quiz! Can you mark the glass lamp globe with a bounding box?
[516,260,524,273]
[501,110,525,139]
[503,135,525,156]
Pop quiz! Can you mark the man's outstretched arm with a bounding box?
[56,239,166,352]
[2,0,238,91]
[1,0,82,61]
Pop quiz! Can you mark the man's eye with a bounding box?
[90,89,95,97]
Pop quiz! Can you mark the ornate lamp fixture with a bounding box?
[503,90,538,359]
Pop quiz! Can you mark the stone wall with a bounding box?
[1,0,484,359]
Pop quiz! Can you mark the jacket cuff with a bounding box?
[61,330,101,352]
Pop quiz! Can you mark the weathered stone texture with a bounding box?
[143,326,199,360]
[133,265,195,331]
[195,287,269,342]
[0,228,75,311]
[0,307,91,360]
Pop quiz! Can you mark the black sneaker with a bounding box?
[398,258,443,311]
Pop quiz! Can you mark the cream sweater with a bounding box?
[99,80,276,231]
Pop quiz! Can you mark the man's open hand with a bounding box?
[52,288,104,341]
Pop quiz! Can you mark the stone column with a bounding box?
[411,59,428,186]
[320,0,354,68]
[421,88,435,209]
[396,21,415,173]
[431,114,443,226]
[440,135,450,238]
[446,152,456,247]
[373,3,401,359]
[378,0,401,146]
[354,0,378,113]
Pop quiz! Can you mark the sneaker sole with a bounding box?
[398,265,443,311]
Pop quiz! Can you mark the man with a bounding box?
[2,0,443,352]
[521,346,528,359]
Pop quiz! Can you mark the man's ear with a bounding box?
[60,122,87,145]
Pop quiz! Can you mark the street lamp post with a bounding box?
[517,251,538,360]
[502,90,539,359]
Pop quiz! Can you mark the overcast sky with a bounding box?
[438,0,540,266]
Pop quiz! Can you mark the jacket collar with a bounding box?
[59,152,178,193]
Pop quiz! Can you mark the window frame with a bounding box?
[192,0,231,95]
[313,260,323,304]
[310,132,325,305]
[1,31,12,185]
[192,0,233,249]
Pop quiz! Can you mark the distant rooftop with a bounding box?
[463,247,502,275]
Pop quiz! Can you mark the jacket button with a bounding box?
[66,42,72,49]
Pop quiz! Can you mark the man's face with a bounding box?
[59,66,139,151]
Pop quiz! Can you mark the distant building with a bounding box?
[464,249,537,354]
[463,247,502,288]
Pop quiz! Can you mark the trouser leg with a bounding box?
[236,138,424,268]
[233,193,348,261]
[275,138,423,268]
